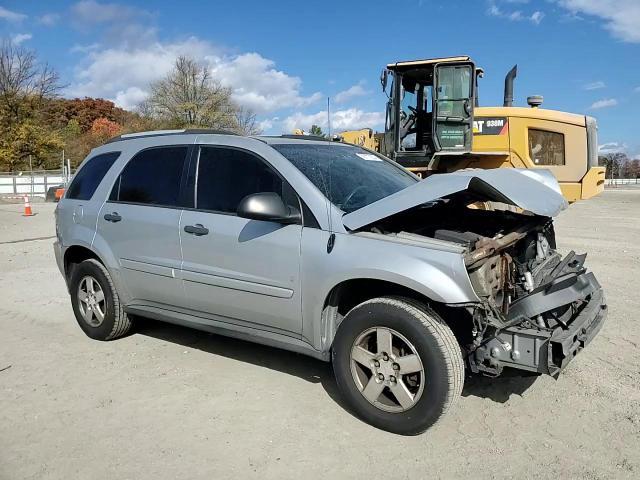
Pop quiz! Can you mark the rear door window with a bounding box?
[66,152,120,200]
[110,146,189,207]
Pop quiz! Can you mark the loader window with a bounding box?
[434,64,473,151]
[436,66,472,117]
[528,129,565,166]
[400,88,418,149]
[399,83,434,151]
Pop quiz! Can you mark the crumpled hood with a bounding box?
[342,168,568,231]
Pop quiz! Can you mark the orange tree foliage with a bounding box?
[90,117,122,139]
[46,98,156,167]
[45,97,137,133]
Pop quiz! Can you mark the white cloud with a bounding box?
[258,117,278,132]
[282,108,384,134]
[11,33,32,45]
[583,81,606,90]
[598,142,627,154]
[488,2,545,24]
[70,43,101,54]
[0,6,26,22]
[65,2,331,122]
[69,38,322,114]
[210,52,322,114]
[530,11,545,25]
[334,82,370,104]
[69,37,214,108]
[113,87,148,109]
[37,13,60,26]
[556,1,640,43]
[590,98,618,109]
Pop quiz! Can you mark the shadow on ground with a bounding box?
[462,370,539,403]
[135,318,540,411]
[133,318,353,413]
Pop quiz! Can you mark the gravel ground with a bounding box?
[1,190,639,480]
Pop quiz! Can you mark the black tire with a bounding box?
[69,258,132,341]
[332,296,464,435]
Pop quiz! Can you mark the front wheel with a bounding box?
[332,297,464,435]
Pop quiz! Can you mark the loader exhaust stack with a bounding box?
[503,65,517,107]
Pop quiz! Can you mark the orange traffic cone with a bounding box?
[22,195,34,217]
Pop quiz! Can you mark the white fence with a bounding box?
[0,169,71,198]
[605,178,639,186]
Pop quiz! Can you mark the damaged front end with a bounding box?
[343,168,606,378]
[353,192,606,378]
[464,224,607,377]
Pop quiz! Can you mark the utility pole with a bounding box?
[29,154,33,198]
[327,97,331,138]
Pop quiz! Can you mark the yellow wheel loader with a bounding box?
[337,56,604,202]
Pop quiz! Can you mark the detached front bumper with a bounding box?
[546,287,606,374]
[473,254,607,377]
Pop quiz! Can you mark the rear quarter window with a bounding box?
[110,146,188,207]
[66,152,120,200]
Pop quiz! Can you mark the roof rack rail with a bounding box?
[105,128,239,144]
[277,134,331,142]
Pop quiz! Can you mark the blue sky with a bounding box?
[1,0,639,157]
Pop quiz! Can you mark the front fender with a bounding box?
[300,229,480,352]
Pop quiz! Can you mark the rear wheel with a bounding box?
[332,296,464,435]
[69,258,132,340]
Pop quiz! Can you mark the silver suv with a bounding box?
[54,130,606,434]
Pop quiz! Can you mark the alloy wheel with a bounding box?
[77,275,106,327]
[349,327,425,413]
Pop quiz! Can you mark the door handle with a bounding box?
[184,224,209,236]
[104,212,122,223]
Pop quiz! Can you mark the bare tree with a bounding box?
[234,106,262,135]
[143,56,237,129]
[0,40,63,171]
[0,40,61,126]
[599,152,628,179]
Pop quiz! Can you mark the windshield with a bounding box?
[272,143,417,213]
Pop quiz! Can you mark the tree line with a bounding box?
[599,153,640,179]
[0,41,260,172]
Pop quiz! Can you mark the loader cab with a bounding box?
[381,56,476,171]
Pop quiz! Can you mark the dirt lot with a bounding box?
[1,190,639,480]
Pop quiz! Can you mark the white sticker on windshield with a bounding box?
[356,153,382,161]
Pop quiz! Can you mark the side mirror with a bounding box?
[380,69,388,93]
[236,192,301,224]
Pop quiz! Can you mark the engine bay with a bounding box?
[365,196,559,315]
[361,194,605,376]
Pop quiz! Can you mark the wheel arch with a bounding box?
[63,244,107,286]
[319,278,474,353]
